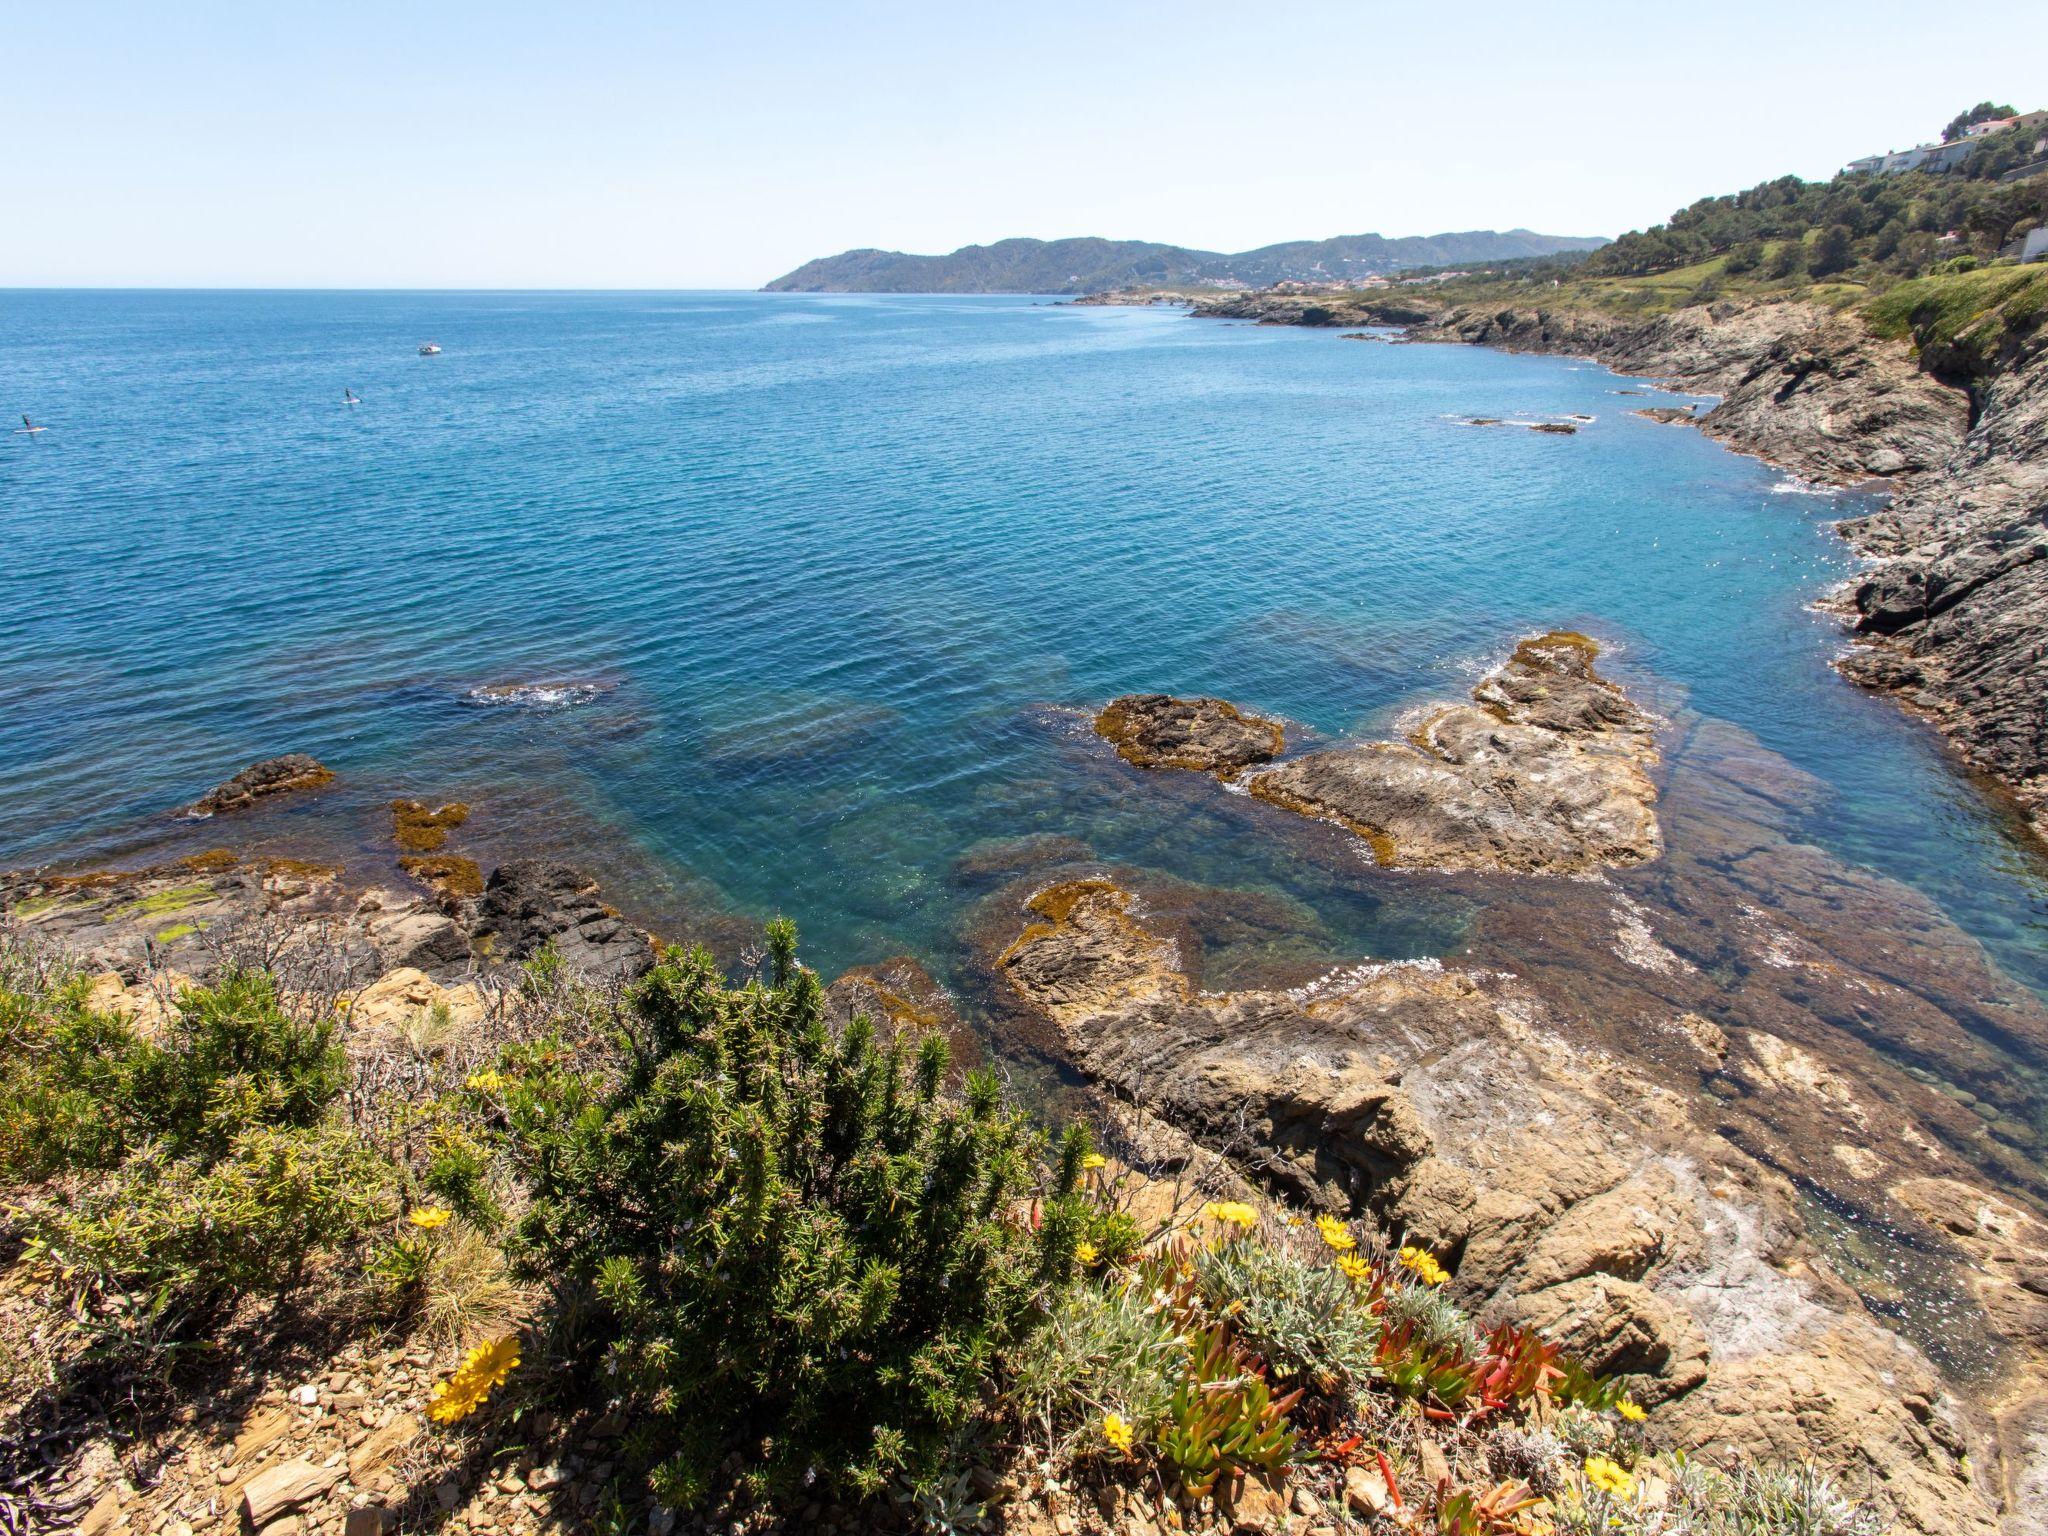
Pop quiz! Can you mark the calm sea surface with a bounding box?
[4,290,2045,997]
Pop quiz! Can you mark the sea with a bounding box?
[4,289,2044,1005]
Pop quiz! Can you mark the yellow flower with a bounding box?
[1616,1398,1646,1423]
[1336,1253,1371,1285]
[428,1333,522,1425]
[1081,1152,1107,1171]
[466,1069,507,1092]
[408,1207,453,1230]
[1075,1242,1099,1265]
[1102,1413,1134,1454]
[1315,1214,1355,1253]
[1398,1245,1448,1286]
[1204,1200,1259,1230]
[1582,1455,1634,1499]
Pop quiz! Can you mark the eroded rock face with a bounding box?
[1093,694,1284,778]
[469,859,654,979]
[180,754,335,818]
[987,870,2015,1533]
[1246,632,1661,873]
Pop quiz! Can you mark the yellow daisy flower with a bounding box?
[1081,1152,1107,1171]
[1203,1200,1259,1230]
[466,1069,507,1092]
[1102,1413,1134,1454]
[408,1207,453,1230]
[1315,1214,1356,1253]
[1336,1253,1371,1284]
[1582,1455,1634,1499]
[428,1333,522,1425]
[1075,1241,1099,1265]
[1616,1398,1646,1423]
[1398,1245,1449,1286]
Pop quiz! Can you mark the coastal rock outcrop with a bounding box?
[180,754,335,818]
[1093,694,1284,778]
[987,869,2008,1533]
[468,859,654,978]
[1245,631,1661,873]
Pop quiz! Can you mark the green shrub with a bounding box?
[512,921,1052,1508]
[128,970,347,1158]
[0,976,144,1180]
[31,1118,392,1327]
[0,965,345,1181]
[1551,1457,1881,1536]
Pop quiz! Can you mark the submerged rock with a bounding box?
[1247,631,1660,873]
[180,754,334,818]
[1093,693,1284,778]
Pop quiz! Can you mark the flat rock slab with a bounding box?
[1248,631,1660,874]
[182,755,334,818]
[242,1459,340,1528]
[1093,694,1284,778]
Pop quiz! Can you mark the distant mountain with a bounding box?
[763,230,1609,294]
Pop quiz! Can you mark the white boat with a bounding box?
[418,341,442,356]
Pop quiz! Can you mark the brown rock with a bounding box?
[242,1460,340,1528]
[78,1489,125,1536]
[347,1414,420,1482]
[1498,1275,1708,1405]
[1247,631,1661,873]
[182,755,335,818]
[1094,694,1284,779]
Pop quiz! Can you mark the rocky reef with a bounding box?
[180,754,335,818]
[1241,631,1661,874]
[1093,693,1285,778]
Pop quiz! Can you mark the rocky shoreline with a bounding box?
[14,631,2048,1536]
[1091,286,2048,844]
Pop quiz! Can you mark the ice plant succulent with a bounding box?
[428,1332,522,1424]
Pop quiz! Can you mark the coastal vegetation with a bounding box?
[0,919,1880,1535]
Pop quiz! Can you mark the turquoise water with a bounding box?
[4,290,2045,996]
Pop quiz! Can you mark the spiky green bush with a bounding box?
[0,962,345,1180]
[511,920,1055,1508]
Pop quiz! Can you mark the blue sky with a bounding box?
[4,0,2039,288]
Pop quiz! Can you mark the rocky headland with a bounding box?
[1138,284,2048,844]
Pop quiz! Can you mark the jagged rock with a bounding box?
[469,860,654,979]
[1498,1275,1709,1405]
[1209,287,2048,841]
[181,755,335,818]
[1246,631,1660,873]
[1093,694,1284,778]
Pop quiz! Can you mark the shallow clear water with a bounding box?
[4,290,2045,996]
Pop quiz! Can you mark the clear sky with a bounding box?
[4,0,2039,289]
